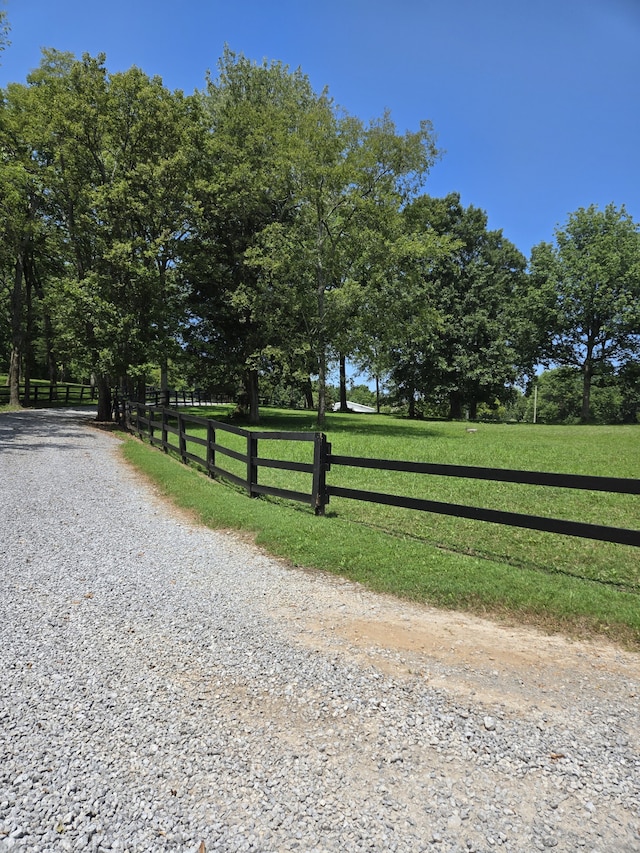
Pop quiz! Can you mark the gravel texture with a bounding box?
[1,407,639,853]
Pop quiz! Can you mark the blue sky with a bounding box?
[1,0,639,258]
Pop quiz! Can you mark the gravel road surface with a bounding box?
[1,408,639,852]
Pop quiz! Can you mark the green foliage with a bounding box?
[528,365,638,425]
[529,204,640,421]
[395,193,528,419]
[1,50,203,414]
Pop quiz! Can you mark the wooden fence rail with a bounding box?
[127,403,329,513]
[126,402,640,548]
[144,389,235,407]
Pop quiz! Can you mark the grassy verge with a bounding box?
[120,410,640,649]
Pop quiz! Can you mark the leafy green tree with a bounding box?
[617,359,640,423]
[91,65,203,404]
[401,193,528,419]
[250,104,441,424]
[529,204,640,421]
[185,49,318,423]
[528,366,627,424]
[0,69,60,405]
[22,51,200,418]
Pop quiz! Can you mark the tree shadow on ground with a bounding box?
[228,408,451,440]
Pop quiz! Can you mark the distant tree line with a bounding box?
[1,40,639,423]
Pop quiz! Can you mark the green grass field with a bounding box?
[124,407,640,647]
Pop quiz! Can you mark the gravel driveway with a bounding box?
[1,408,639,852]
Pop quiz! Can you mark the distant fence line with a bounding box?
[0,382,97,406]
[0,384,233,409]
[143,389,235,408]
[125,402,640,549]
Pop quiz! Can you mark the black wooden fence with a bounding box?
[0,382,97,406]
[127,403,330,513]
[144,389,235,407]
[126,403,640,548]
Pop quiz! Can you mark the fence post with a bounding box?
[247,433,258,497]
[178,413,187,462]
[162,408,168,452]
[312,433,331,516]
[206,420,215,476]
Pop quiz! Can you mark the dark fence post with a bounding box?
[162,408,168,452]
[312,433,331,515]
[178,413,187,462]
[207,420,215,476]
[247,433,258,497]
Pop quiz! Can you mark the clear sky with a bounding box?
[1,0,639,258]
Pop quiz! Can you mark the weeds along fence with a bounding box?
[0,382,97,406]
[126,403,640,548]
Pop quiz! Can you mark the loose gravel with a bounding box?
[1,408,639,853]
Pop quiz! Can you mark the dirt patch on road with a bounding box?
[276,575,640,715]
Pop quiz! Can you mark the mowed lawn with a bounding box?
[122,408,640,647]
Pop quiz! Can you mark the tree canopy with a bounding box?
[1,44,639,425]
[529,204,640,421]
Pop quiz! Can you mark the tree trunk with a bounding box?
[581,361,593,422]
[136,376,146,404]
[247,368,260,425]
[408,392,416,419]
[161,358,170,408]
[375,375,381,413]
[316,230,326,427]
[303,377,314,410]
[96,375,112,422]
[448,389,463,420]
[44,313,57,384]
[468,399,478,420]
[9,257,24,408]
[339,354,349,411]
[23,261,34,407]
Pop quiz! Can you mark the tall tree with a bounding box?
[529,204,640,421]
[402,193,528,419]
[250,105,441,424]
[0,70,57,405]
[186,49,318,423]
[25,51,200,419]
